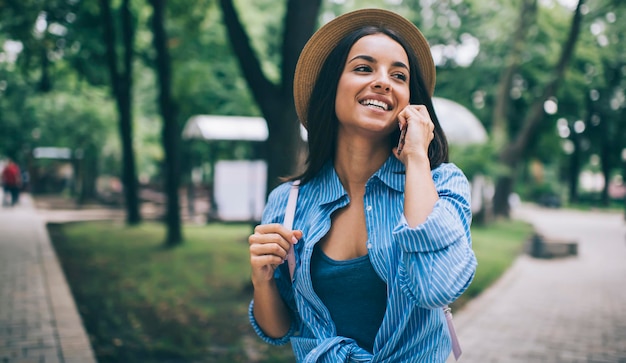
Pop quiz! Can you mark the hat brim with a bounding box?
[293,8,435,128]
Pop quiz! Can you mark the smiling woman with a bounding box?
[247,8,477,363]
[334,32,411,140]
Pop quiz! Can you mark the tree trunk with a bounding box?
[78,145,98,203]
[596,100,611,206]
[99,0,141,225]
[492,168,516,217]
[568,133,581,204]
[39,46,52,92]
[492,0,585,217]
[150,0,182,246]
[491,0,537,146]
[219,0,320,191]
[622,161,626,221]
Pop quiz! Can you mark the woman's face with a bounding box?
[334,33,411,139]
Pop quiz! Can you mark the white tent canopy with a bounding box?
[182,115,269,141]
[432,97,487,145]
[182,98,486,145]
[182,115,308,142]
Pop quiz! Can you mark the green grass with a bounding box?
[49,221,295,363]
[49,219,532,362]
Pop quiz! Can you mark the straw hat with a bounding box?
[293,8,436,128]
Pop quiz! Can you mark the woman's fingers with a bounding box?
[249,240,289,260]
[250,225,299,251]
[404,105,434,138]
[401,105,433,131]
[248,223,301,280]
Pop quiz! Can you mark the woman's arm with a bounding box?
[249,223,301,338]
[394,104,438,227]
[403,152,438,227]
[395,164,477,308]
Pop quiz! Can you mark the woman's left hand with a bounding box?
[393,104,434,164]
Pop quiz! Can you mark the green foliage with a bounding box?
[25,88,115,149]
[449,142,508,180]
[1,0,624,213]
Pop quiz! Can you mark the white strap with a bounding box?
[445,305,462,360]
[283,180,300,280]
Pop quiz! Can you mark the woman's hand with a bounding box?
[249,224,302,285]
[249,224,301,338]
[393,104,434,164]
[393,104,438,227]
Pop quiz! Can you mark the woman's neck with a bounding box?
[334,137,390,196]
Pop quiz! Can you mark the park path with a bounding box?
[449,204,626,363]
[0,194,97,363]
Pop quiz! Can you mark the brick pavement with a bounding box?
[449,205,626,363]
[0,195,96,363]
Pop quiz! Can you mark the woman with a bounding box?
[248,8,477,362]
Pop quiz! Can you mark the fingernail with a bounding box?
[291,236,298,244]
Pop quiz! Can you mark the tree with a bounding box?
[219,0,321,191]
[99,0,142,224]
[148,0,182,246]
[491,0,538,147]
[491,0,586,217]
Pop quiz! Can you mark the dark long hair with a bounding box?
[293,26,448,184]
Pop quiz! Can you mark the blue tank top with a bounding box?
[310,244,387,353]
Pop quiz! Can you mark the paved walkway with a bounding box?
[0,195,96,363]
[449,205,626,363]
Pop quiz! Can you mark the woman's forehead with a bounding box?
[347,33,409,64]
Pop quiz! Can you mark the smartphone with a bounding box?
[397,124,407,155]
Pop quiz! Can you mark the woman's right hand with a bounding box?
[249,224,302,284]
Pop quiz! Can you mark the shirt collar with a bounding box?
[313,161,348,205]
[310,155,406,204]
[371,155,406,193]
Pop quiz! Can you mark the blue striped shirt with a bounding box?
[249,156,477,362]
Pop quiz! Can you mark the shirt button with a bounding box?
[367,243,373,249]
[366,205,372,212]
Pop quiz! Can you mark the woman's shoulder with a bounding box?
[267,180,297,206]
[432,162,469,184]
[261,181,292,224]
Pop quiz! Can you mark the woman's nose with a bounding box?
[372,74,391,92]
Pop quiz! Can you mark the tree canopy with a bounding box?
[1,0,624,219]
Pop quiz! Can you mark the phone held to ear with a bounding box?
[397,123,407,155]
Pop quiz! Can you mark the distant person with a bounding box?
[2,158,22,206]
[247,8,476,362]
[21,169,30,192]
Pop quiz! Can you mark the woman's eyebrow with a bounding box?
[348,55,409,70]
[348,54,376,63]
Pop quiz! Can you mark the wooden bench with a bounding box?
[527,233,578,259]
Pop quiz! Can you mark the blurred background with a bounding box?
[1,0,624,362]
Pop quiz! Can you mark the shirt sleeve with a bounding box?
[248,182,301,345]
[394,163,477,309]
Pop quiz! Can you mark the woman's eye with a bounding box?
[393,73,408,81]
[354,65,372,72]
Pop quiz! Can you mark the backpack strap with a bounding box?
[445,305,462,360]
[283,180,300,281]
